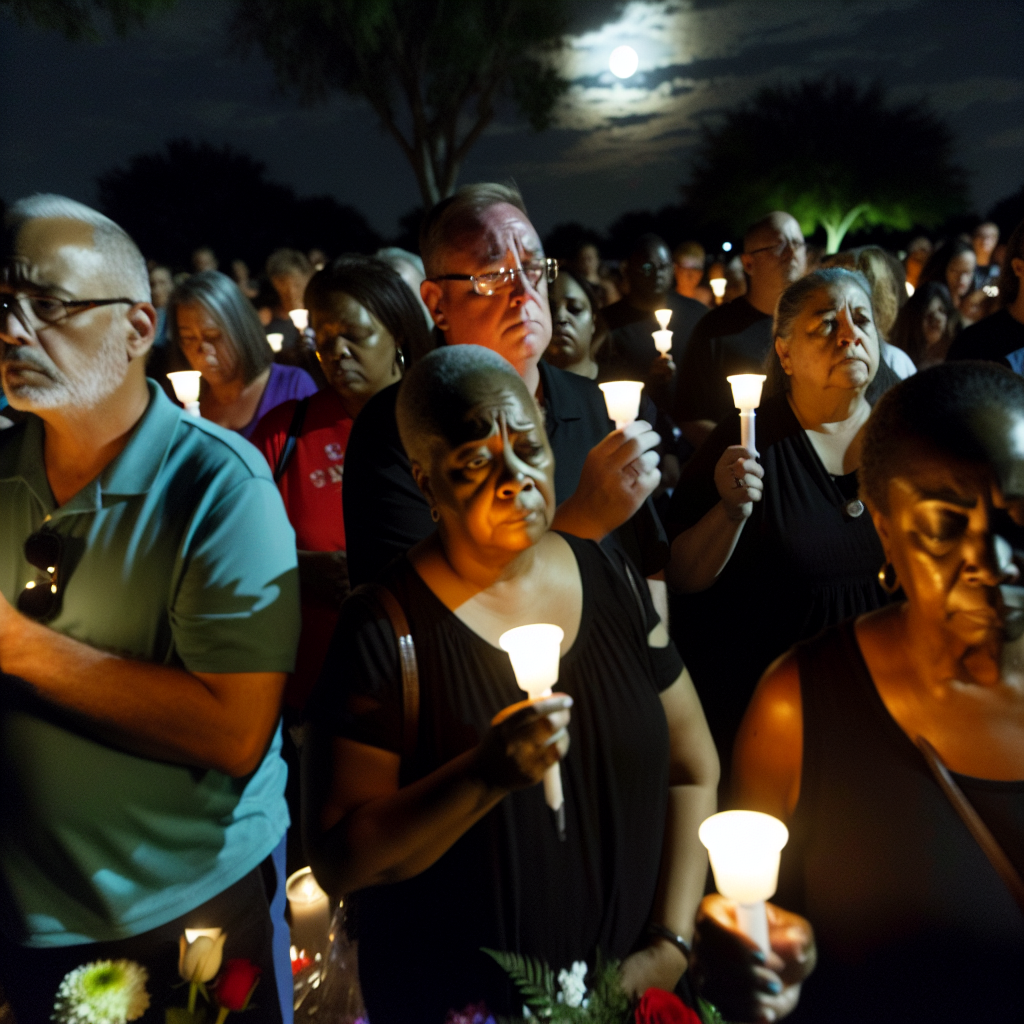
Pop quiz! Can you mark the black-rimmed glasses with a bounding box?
[745,239,807,259]
[17,530,64,621]
[430,258,558,297]
[0,293,140,331]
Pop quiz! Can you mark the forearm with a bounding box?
[308,746,509,896]
[0,614,279,776]
[679,420,715,450]
[551,491,609,541]
[667,501,746,593]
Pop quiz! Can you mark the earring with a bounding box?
[395,348,406,373]
[877,561,899,594]
[430,507,440,523]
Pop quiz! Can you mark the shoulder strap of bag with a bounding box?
[355,582,420,764]
[915,735,1024,914]
[273,396,312,484]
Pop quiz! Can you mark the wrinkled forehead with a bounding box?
[455,203,542,265]
[3,217,103,293]
[442,380,541,449]
[799,281,872,319]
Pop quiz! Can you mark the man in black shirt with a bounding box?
[673,212,806,449]
[601,234,705,413]
[343,183,664,587]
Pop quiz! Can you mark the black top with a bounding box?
[310,535,683,1023]
[343,359,667,587]
[946,308,1024,372]
[665,394,887,768]
[779,620,1024,1023]
[602,293,706,413]
[672,298,773,424]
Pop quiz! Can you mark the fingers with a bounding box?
[604,422,662,471]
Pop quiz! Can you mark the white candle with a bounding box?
[288,309,309,332]
[599,381,644,430]
[267,332,284,353]
[653,329,674,356]
[699,810,789,953]
[499,624,566,831]
[183,927,222,944]
[654,308,672,330]
[167,371,202,416]
[709,277,726,301]
[286,867,331,959]
[727,373,767,457]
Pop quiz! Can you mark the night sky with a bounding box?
[1,0,1022,241]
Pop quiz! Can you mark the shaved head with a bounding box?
[744,211,802,254]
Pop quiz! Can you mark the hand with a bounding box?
[555,421,661,540]
[714,445,764,522]
[620,937,687,999]
[475,694,572,792]
[297,549,350,608]
[691,895,816,1023]
[649,354,676,382]
[0,587,18,668]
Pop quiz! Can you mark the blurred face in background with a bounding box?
[148,266,173,309]
[627,240,675,302]
[973,224,1000,267]
[922,295,950,348]
[191,248,217,273]
[742,213,807,296]
[575,244,600,281]
[271,270,313,314]
[176,301,241,387]
[946,251,977,303]
[547,274,598,373]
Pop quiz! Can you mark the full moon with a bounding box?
[609,45,639,79]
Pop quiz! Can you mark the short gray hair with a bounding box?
[4,194,150,300]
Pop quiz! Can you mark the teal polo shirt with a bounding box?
[0,382,300,947]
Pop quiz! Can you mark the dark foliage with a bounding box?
[988,188,1024,238]
[0,0,171,39]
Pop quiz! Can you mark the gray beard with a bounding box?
[1,339,127,412]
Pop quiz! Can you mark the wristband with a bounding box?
[647,923,692,958]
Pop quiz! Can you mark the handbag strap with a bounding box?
[355,582,420,764]
[915,735,1024,915]
[273,396,312,484]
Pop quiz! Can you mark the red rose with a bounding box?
[635,987,702,1024]
[214,959,261,1011]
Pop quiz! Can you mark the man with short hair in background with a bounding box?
[0,195,299,1022]
[673,211,807,449]
[972,221,1001,291]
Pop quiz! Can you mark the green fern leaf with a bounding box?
[482,948,557,1017]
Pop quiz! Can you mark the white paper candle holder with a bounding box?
[654,308,672,330]
[267,332,284,353]
[653,329,674,356]
[599,381,644,430]
[288,309,309,332]
[727,373,767,456]
[167,371,202,416]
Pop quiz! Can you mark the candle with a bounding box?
[267,332,284,353]
[288,309,309,332]
[699,810,789,953]
[286,867,331,960]
[499,624,567,838]
[167,371,201,416]
[183,927,222,944]
[727,373,767,457]
[653,329,673,356]
[654,308,672,330]
[599,381,644,430]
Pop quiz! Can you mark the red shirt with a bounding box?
[251,389,353,708]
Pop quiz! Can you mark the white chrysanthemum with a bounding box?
[51,960,150,1024]
[557,960,588,1008]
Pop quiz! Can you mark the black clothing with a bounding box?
[946,308,1024,372]
[672,298,772,425]
[310,535,683,1023]
[666,395,887,770]
[602,293,706,412]
[778,620,1024,1023]
[343,360,667,587]
[267,318,329,389]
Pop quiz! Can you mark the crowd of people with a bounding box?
[0,184,1022,1024]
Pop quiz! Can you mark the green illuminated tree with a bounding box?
[0,0,171,39]
[230,0,571,207]
[685,77,967,253]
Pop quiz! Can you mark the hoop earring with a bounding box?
[877,561,900,594]
[395,348,406,373]
[430,507,440,523]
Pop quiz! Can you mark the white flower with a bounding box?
[557,960,588,1009]
[51,960,150,1024]
[178,930,226,983]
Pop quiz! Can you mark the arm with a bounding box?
[551,420,662,541]
[0,591,283,778]
[678,419,716,450]
[620,667,721,996]
[302,696,572,898]
[666,446,763,594]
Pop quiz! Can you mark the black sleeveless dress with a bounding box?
[309,535,683,1024]
[778,620,1024,1023]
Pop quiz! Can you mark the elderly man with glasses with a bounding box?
[342,182,667,589]
[673,211,807,449]
[0,196,300,1023]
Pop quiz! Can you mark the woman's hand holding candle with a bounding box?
[714,445,764,521]
[478,696,572,792]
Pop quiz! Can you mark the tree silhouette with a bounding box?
[685,78,967,253]
[229,0,570,206]
[97,139,381,268]
[0,0,170,39]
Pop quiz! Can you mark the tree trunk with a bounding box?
[821,203,870,254]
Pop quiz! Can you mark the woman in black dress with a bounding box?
[666,268,900,771]
[303,346,719,1023]
[695,362,1024,1023]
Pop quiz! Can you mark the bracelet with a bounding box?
[647,923,692,958]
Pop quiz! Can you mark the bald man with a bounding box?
[0,196,299,1022]
[674,212,807,448]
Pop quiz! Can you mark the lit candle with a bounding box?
[499,624,567,838]
[709,277,726,302]
[727,373,767,457]
[699,810,789,953]
[654,308,672,330]
[599,381,644,430]
[167,371,202,416]
[183,927,222,944]
[288,309,309,332]
[267,332,284,353]
[286,867,331,960]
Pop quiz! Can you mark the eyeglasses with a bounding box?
[17,529,64,621]
[745,239,807,259]
[0,292,140,331]
[640,261,673,277]
[430,258,558,297]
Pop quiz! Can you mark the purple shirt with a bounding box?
[242,363,319,440]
